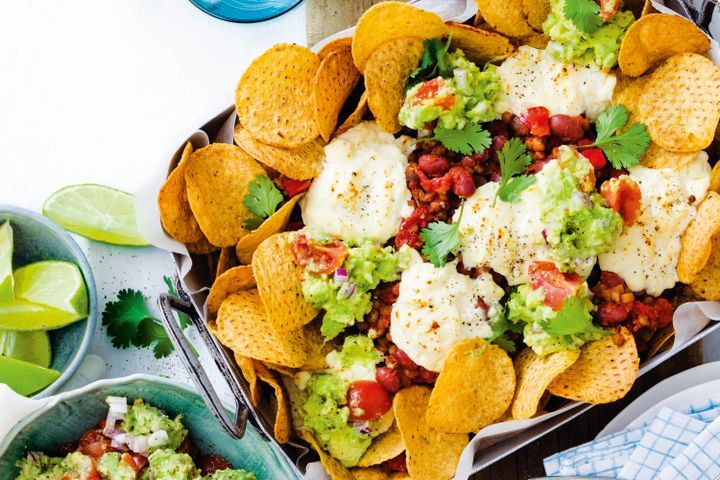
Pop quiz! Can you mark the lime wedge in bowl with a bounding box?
[0,221,14,302]
[14,260,88,317]
[43,184,149,246]
[0,330,51,367]
[0,299,82,331]
[0,355,60,395]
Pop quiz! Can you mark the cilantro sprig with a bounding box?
[408,35,453,87]
[579,105,650,169]
[564,0,602,33]
[540,297,610,337]
[493,138,536,206]
[420,201,465,267]
[430,124,492,155]
[243,176,285,230]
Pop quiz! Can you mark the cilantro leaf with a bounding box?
[102,289,152,349]
[163,275,191,329]
[493,138,535,206]
[580,105,651,169]
[492,334,517,354]
[137,318,174,359]
[243,176,284,230]
[564,0,601,33]
[408,36,453,85]
[541,297,610,337]
[420,202,465,267]
[431,124,492,155]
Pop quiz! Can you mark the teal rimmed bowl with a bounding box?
[0,206,97,398]
[0,375,300,479]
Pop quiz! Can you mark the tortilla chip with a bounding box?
[548,327,639,404]
[709,161,720,193]
[641,143,700,169]
[522,0,550,31]
[637,53,720,153]
[235,194,302,265]
[358,423,405,467]
[216,247,238,278]
[318,37,353,59]
[335,91,369,137]
[315,47,361,142]
[677,192,720,283]
[233,124,325,181]
[251,360,292,444]
[365,37,425,134]
[253,232,318,332]
[207,265,256,315]
[351,1,446,72]
[184,143,266,247]
[394,386,468,480]
[234,353,262,406]
[263,361,296,376]
[612,74,650,124]
[446,22,515,64]
[476,0,534,37]
[519,33,550,49]
[298,429,355,480]
[427,338,515,433]
[302,323,333,371]
[618,14,710,77]
[646,325,675,359]
[281,375,305,432]
[187,236,219,255]
[351,467,388,480]
[690,234,720,300]
[158,142,206,244]
[215,290,307,367]
[235,44,320,148]
[511,348,580,420]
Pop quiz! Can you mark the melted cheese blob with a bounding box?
[494,46,616,120]
[301,121,413,243]
[389,250,505,372]
[599,152,711,296]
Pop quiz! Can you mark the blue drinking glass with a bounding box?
[188,0,303,23]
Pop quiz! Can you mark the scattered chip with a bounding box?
[315,48,361,141]
[335,91,369,137]
[215,289,307,367]
[233,124,325,181]
[637,53,720,153]
[646,325,675,359]
[618,14,710,77]
[252,360,292,444]
[476,0,534,37]
[427,338,515,433]
[522,0,550,31]
[298,429,355,480]
[519,32,550,49]
[184,143,267,247]
[690,234,720,301]
[235,44,320,148]
[158,142,206,243]
[365,37,425,134]
[236,194,303,264]
[318,37,352,59]
[446,22,515,64]
[252,232,318,332]
[641,143,700,169]
[548,327,639,403]
[216,247,238,278]
[234,353,262,406]
[709,161,720,193]
[677,192,720,283]
[351,467,388,480]
[207,265,256,315]
[511,348,580,420]
[394,386,468,480]
[358,422,405,467]
[351,1,446,72]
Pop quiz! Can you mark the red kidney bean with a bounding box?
[549,114,584,143]
[511,115,530,136]
[448,166,475,198]
[376,366,401,393]
[392,349,418,370]
[418,154,450,176]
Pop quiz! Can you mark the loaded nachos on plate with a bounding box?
[156,1,720,478]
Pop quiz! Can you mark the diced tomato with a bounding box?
[85,462,101,480]
[122,452,148,473]
[77,430,111,459]
[395,206,431,250]
[578,139,606,169]
[600,176,642,226]
[528,261,583,311]
[518,107,551,137]
[278,177,311,197]
[411,78,455,110]
[292,234,348,275]
[598,0,619,22]
[631,298,673,330]
[200,454,234,476]
[347,381,393,421]
[385,452,409,472]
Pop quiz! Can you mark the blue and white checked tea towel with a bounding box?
[659,416,720,480]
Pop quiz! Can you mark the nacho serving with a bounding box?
[157,1,720,478]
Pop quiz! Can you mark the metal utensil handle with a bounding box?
[158,293,249,439]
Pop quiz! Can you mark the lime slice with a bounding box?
[43,184,149,246]
[0,221,14,302]
[0,299,81,331]
[0,329,52,368]
[0,355,60,396]
[14,260,88,317]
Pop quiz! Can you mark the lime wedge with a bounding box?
[0,299,81,331]
[14,260,88,317]
[0,329,52,368]
[0,221,14,302]
[0,355,60,395]
[43,184,149,246]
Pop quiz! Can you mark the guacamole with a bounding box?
[543,0,635,69]
[97,453,137,480]
[302,238,410,339]
[15,451,94,480]
[122,399,188,452]
[399,49,502,130]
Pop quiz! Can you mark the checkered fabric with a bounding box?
[659,416,720,479]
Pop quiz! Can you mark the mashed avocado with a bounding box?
[507,284,607,355]
[399,49,501,130]
[146,450,200,480]
[97,453,137,480]
[16,451,94,480]
[300,336,384,467]
[543,0,634,69]
[302,239,410,339]
[122,399,188,452]
[206,470,256,480]
[541,148,623,270]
